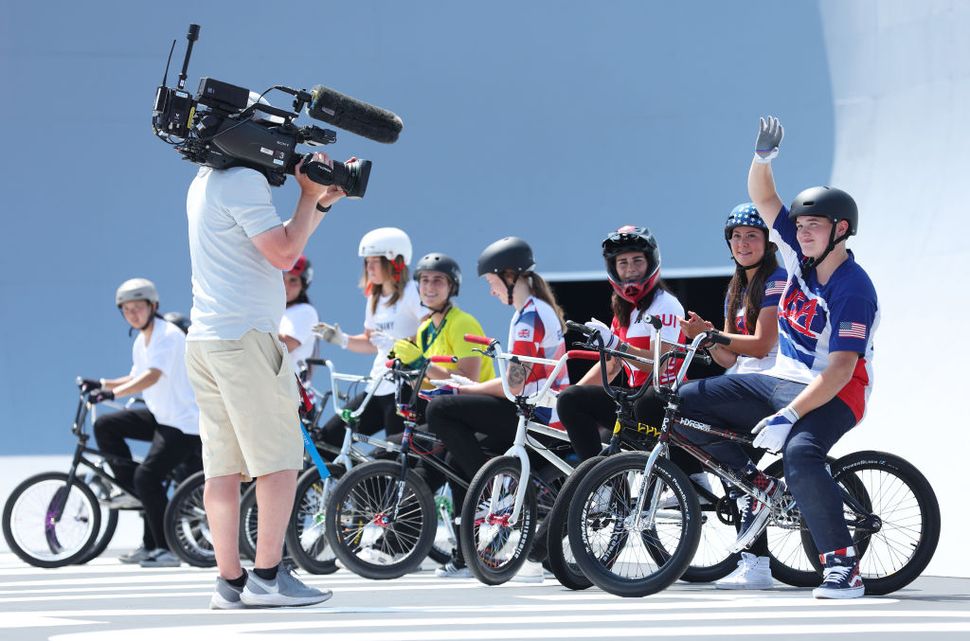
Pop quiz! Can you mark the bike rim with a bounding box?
[337,473,426,563]
[11,480,95,562]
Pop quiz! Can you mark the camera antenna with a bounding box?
[160,40,176,88]
[177,24,200,91]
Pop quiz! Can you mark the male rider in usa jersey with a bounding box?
[676,116,878,600]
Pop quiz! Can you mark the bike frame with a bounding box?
[468,335,594,524]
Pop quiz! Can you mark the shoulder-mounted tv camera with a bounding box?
[152,24,402,197]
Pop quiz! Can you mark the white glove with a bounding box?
[313,322,349,349]
[430,374,474,388]
[368,330,396,353]
[751,406,799,453]
[754,115,784,164]
[585,318,620,350]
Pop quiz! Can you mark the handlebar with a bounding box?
[463,333,496,346]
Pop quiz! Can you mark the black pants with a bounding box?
[557,385,703,474]
[426,394,519,483]
[318,392,405,452]
[93,408,201,550]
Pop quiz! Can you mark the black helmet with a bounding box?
[788,186,857,269]
[477,237,535,276]
[163,311,191,334]
[601,226,661,304]
[414,252,462,296]
[788,186,858,236]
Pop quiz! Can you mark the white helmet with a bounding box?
[116,278,159,307]
[358,227,412,265]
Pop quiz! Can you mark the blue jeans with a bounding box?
[675,373,858,553]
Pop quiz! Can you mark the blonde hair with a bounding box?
[360,257,410,314]
[501,270,567,331]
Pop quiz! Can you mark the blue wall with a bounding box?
[0,1,832,454]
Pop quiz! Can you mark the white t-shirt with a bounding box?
[131,319,200,435]
[186,167,286,341]
[363,281,424,395]
[280,302,319,371]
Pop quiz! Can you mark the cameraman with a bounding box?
[184,124,346,609]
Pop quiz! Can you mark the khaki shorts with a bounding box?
[185,330,303,481]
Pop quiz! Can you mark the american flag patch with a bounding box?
[838,322,867,340]
[765,280,787,296]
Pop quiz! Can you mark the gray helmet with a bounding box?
[115,278,159,307]
[414,253,462,296]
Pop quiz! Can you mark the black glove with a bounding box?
[79,378,102,392]
[89,389,115,404]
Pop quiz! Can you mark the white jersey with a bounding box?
[131,319,199,435]
[611,289,685,386]
[726,265,787,375]
[186,167,285,341]
[363,281,425,395]
[280,302,319,372]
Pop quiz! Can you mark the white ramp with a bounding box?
[818,0,970,576]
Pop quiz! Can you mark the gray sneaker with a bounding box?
[119,546,153,564]
[210,575,246,610]
[240,564,333,607]
[139,549,181,568]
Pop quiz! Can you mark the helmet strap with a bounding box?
[800,223,850,272]
[506,273,520,305]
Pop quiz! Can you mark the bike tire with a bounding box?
[567,452,701,597]
[163,471,216,568]
[324,460,435,579]
[74,476,119,565]
[285,464,345,575]
[238,482,258,562]
[546,456,604,590]
[801,451,940,596]
[459,456,538,586]
[678,472,739,583]
[2,472,101,568]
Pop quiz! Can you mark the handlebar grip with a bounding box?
[430,355,458,364]
[464,334,494,346]
[385,359,397,368]
[567,350,600,361]
[708,331,732,346]
[305,358,327,367]
[566,320,595,336]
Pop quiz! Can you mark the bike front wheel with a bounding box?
[546,456,603,590]
[324,460,435,579]
[459,456,538,586]
[566,452,701,597]
[2,472,101,568]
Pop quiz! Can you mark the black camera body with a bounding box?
[152,26,371,197]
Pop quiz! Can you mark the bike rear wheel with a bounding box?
[459,456,538,585]
[285,464,344,575]
[567,452,701,597]
[163,471,216,567]
[324,460,435,579]
[2,472,101,568]
[801,451,940,595]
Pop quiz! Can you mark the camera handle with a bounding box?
[299,154,338,186]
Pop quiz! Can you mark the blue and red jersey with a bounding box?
[766,208,879,422]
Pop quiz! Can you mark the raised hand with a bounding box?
[754,116,784,163]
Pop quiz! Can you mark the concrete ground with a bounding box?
[1,552,969,641]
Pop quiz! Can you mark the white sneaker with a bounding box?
[715,552,773,590]
[510,560,544,583]
[357,547,394,566]
[435,561,472,578]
